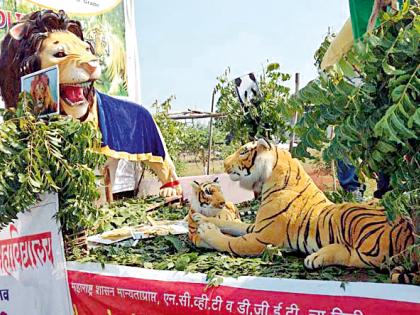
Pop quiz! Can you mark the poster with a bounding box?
[20,65,60,118]
[0,0,140,102]
[67,262,420,315]
[0,193,73,315]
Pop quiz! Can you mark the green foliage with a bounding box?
[313,32,336,69]
[181,124,234,164]
[291,2,419,220]
[152,96,187,170]
[324,188,358,204]
[152,97,235,170]
[93,197,153,233]
[215,63,293,144]
[0,94,105,233]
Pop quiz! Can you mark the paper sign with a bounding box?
[0,194,72,315]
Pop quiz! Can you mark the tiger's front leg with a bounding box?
[198,198,290,256]
[192,213,251,236]
[196,190,296,256]
[197,221,278,256]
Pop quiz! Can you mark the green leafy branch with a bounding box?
[289,1,419,224]
[0,94,106,233]
[215,63,292,144]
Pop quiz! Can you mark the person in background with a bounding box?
[336,160,366,201]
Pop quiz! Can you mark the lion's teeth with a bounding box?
[60,81,91,87]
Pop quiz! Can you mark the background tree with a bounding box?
[291,2,419,227]
[215,63,293,145]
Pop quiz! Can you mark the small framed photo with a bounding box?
[21,65,60,118]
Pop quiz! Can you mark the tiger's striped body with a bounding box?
[188,180,241,247]
[193,140,415,272]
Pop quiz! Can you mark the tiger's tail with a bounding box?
[390,264,420,285]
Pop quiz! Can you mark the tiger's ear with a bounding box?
[9,23,25,40]
[257,138,271,151]
[190,181,200,191]
[213,177,219,183]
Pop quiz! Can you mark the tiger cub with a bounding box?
[188,178,241,248]
[192,139,415,282]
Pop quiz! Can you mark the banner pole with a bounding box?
[206,88,217,175]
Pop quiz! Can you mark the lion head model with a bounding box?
[0,10,100,120]
[0,9,183,199]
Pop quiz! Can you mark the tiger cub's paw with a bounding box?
[304,253,323,270]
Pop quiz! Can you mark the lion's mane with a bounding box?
[0,10,87,109]
[30,74,57,114]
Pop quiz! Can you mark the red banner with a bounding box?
[68,267,420,315]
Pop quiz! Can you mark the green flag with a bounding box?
[348,0,402,40]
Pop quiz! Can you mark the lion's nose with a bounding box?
[83,60,99,75]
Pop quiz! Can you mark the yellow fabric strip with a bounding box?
[99,145,164,163]
[320,18,354,70]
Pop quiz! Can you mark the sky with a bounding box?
[135,0,350,112]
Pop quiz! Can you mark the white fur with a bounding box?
[190,188,223,217]
[61,101,89,119]
[60,63,101,85]
[229,150,274,194]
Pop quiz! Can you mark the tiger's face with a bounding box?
[224,139,275,193]
[38,31,101,119]
[190,179,226,217]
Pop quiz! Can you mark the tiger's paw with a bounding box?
[192,213,216,225]
[304,253,323,270]
[197,222,222,239]
[194,239,213,249]
[191,213,207,224]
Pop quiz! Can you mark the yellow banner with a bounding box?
[25,0,122,15]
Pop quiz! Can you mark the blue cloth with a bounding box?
[96,92,166,160]
[337,160,364,192]
[374,173,390,198]
[337,160,390,197]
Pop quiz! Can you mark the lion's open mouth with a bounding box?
[60,81,94,107]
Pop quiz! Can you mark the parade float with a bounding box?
[0,0,419,314]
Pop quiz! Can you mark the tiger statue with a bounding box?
[188,178,241,248]
[192,139,417,283]
[0,10,181,198]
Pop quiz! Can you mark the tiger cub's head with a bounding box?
[224,138,276,193]
[190,178,226,217]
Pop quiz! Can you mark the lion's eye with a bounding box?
[53,51,67,58]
